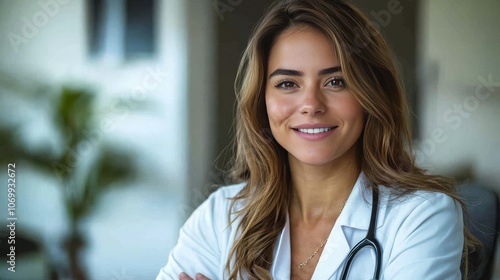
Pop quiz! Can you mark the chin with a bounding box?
[290,152,339,166]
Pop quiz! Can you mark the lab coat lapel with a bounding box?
[311,172,385,279]
[271,213,291,280]
[311,214,351,280]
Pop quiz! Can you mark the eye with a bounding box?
[325,77,346,89]
[275,80,299,89]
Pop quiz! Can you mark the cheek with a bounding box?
[335,95,364,123]
[265,94,295,127]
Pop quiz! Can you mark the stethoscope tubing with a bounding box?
[339,188,382,280]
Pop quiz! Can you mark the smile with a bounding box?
[296,127,335,134]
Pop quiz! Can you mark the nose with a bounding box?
[299,86,326,116]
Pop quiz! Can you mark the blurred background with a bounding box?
[0,0,498,279]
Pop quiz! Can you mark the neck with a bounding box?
[289,148,360,224]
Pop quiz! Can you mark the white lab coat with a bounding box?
[156,172,464,279]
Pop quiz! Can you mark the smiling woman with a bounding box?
[156,0,478,279]
[265,26,364,167]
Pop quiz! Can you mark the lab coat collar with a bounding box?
[271,171,388,279]
[340,171,387,231]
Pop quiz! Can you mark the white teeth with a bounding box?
[297,127,334,134]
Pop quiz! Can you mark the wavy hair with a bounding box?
[226,0,477,279]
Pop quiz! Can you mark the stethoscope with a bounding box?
[339,188,382,280]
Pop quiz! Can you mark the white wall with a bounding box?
[417,0,500,189]
[0,0,216,279]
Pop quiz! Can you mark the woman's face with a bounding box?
[265,26,364,167]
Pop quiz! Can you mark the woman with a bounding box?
[157,0,476,279]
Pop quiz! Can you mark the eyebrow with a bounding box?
[268,66,342,79]
[319,66,342,76]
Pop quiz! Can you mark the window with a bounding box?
[88,0,156,61]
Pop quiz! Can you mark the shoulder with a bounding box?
[377,185,464,237]
[157,182,248,279]
[188,182,247,226]
[380,186,462,216]
[210,182,247,201]
[376,187,464,278]
[202,182,247,211]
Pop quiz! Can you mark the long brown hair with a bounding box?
[227,0,477,278]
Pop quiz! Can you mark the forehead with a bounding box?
[267,26,339,71]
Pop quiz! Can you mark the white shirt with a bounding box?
[156,173,464,279]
